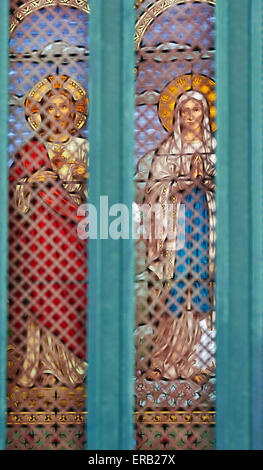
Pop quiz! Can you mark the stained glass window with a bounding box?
[2,0,262,454]
[7,0,89,450]
[134,0,216,450]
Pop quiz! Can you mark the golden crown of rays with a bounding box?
[158,74,216,133]
[25,75,88,133]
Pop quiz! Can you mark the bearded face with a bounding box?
[43,92,75,141]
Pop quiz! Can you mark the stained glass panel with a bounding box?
[134,0,216,450]
[7,0,88,450]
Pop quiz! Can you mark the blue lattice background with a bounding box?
[9,5,88,160]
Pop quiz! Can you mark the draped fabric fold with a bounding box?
[9,137,88,387]
[137,90,216,380]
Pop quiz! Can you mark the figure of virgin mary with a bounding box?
[137,89,216,381]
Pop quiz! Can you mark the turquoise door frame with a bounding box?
[87,0,135,450]
[0,0,9,451]
[0,0,263,451]
[216,0,263,450]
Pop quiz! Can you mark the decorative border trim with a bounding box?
[7,411,215,426]
[10,0,90,35]
[135,0,216,49]
[135,411,215,425]
[7,411,86,425]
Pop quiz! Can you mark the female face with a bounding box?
[180,98,203,134]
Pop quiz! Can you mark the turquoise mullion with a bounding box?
[216,0,263,450]
[87,0,135,450]
[0,0,9,451]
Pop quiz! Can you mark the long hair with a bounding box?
[157,90,215,156]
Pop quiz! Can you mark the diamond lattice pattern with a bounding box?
[134,0,216,450]
[7,1,88,450]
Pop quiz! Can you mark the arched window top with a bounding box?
[10,0,89,35]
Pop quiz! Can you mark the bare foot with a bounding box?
[145,368,162,381]
[191,373,208,385]
[39,373,57,386]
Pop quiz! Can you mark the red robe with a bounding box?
[8,139,87,359]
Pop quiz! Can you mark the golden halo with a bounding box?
[158,74,216,133]
[25,75,88,133]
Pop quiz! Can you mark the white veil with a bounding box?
[157,90,215,156]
